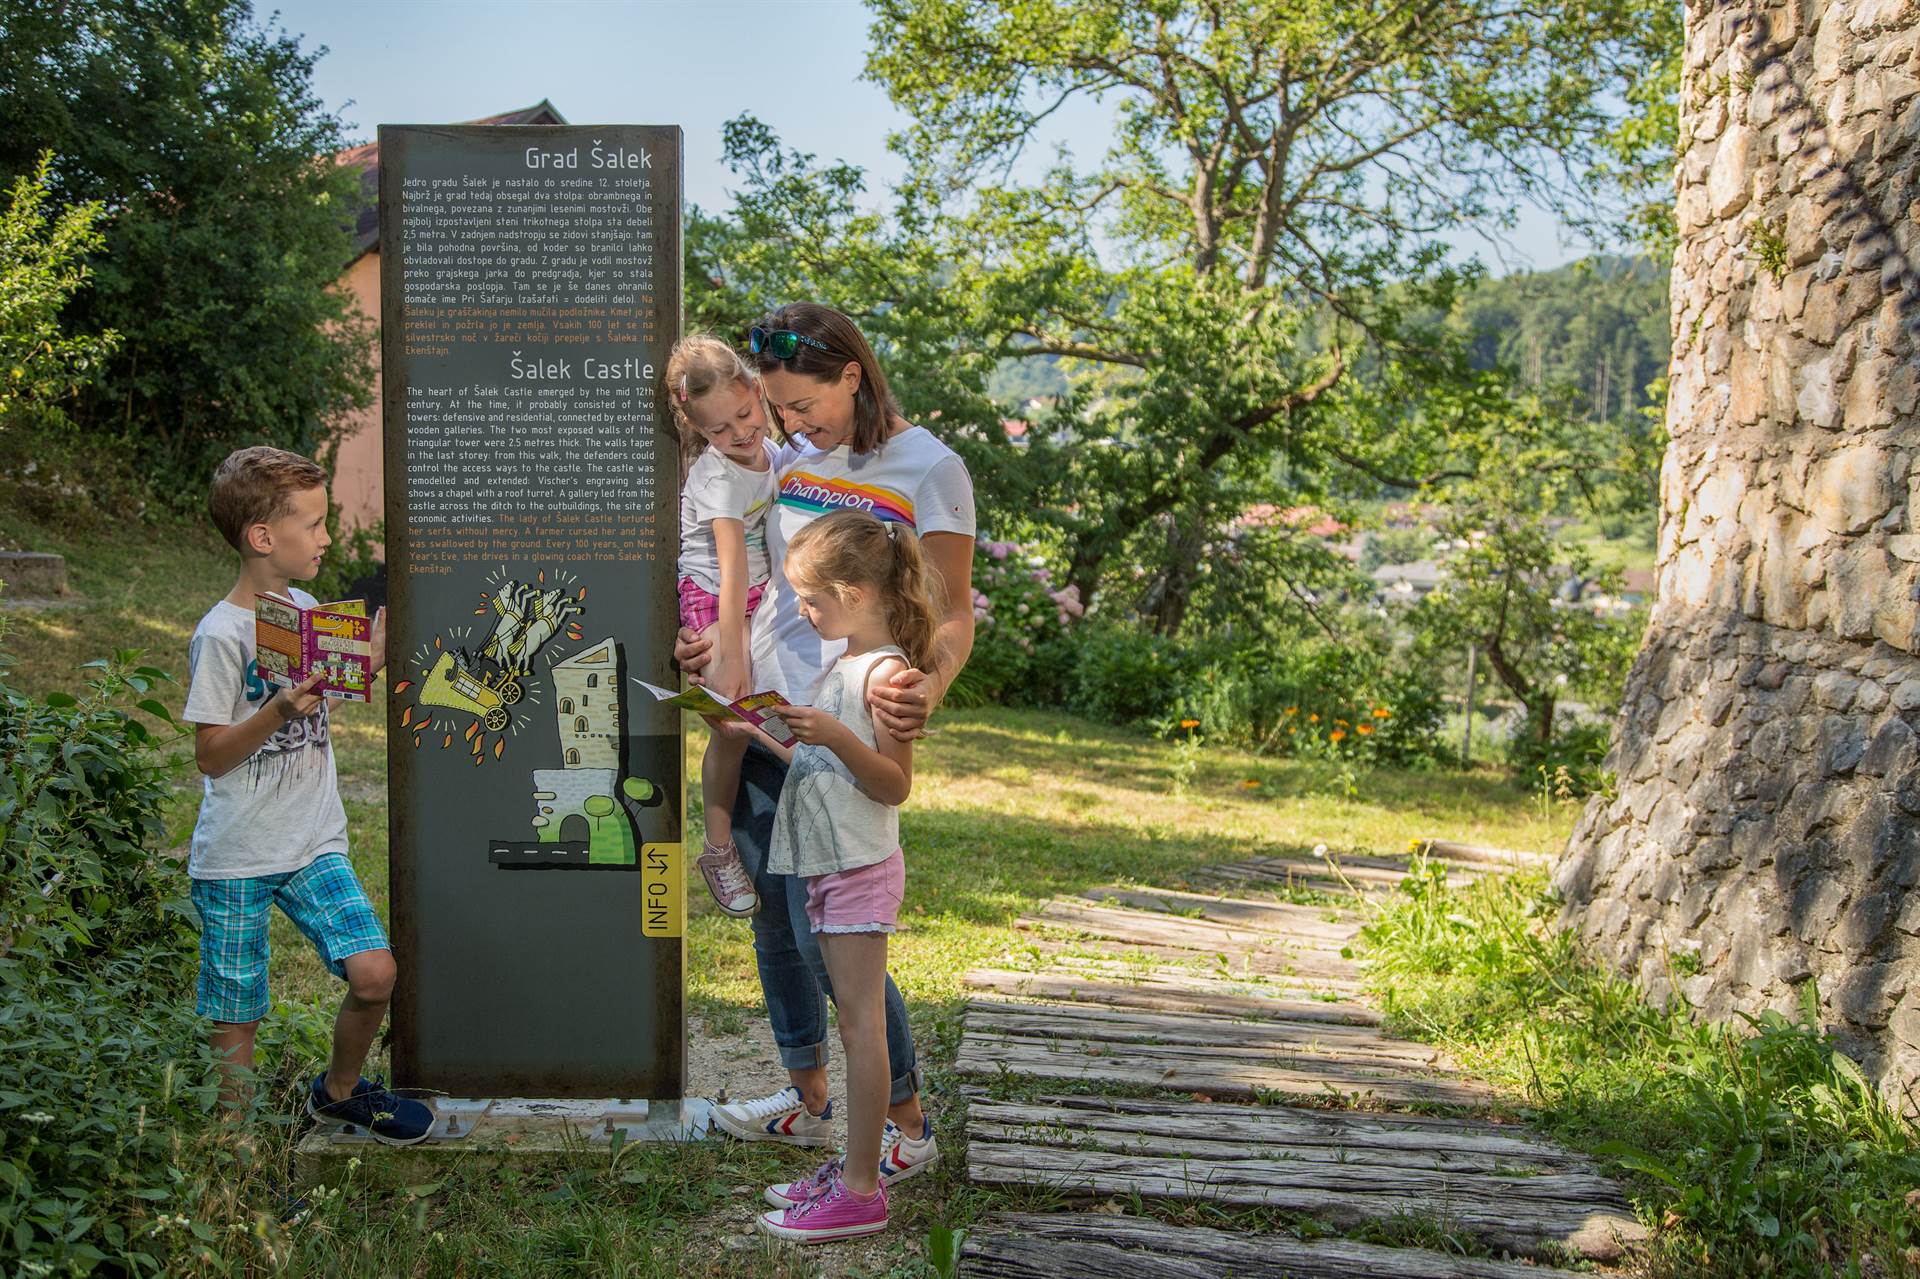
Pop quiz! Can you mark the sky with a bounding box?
[273,0,1588,273]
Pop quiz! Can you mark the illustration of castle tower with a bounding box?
[528,637,635,864]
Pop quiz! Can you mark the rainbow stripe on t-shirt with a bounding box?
[778,471,916,526]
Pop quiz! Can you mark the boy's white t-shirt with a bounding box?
[751,425,976,704]
[677,440,779,595]
[182,590,349,880]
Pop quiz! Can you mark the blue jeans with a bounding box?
[732,742,921,1105]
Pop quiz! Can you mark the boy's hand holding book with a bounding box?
[273,671,326,721]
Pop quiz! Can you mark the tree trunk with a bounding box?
[1556,0,1920,1109]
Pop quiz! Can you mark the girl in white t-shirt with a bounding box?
[668,335,779,918]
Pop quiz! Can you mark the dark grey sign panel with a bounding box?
[380,124,684,1098]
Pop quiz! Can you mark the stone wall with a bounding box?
[1556,0,1920,1101]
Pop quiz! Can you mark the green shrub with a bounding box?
[0,630,251,1275]
[966,537,1083,703]
[1505,717,1612,795]
[1061,617,1197,727]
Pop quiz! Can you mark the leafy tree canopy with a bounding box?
[0,0,371,498]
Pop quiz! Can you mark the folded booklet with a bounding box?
[256,593,374,702]
[634,679,795,745]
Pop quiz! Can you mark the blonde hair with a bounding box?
[208,445,328,552]
[785,510,941,674]
[664,334,762,470]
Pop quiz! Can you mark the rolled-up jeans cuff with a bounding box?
[889,1065,921,1107]
[778,1039,830,1073]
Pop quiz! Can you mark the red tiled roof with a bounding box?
[336,100,569,260]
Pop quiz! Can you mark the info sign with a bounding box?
[379,125,684,1097]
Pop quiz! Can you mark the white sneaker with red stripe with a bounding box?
[878,1115,938,1186]
[713,1086,835,1147]
[764,1118,938,1209]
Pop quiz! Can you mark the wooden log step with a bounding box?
[966,1100,1644,1261]
[1422,839,1554,870]
[964,966,1382,1026]
[1080,885,1367,934]
[1024,897,1361,953]
[1007,938,1370,991]
[963,1001,1450,1071]
[1184,853,1461,894]
[953,1031,1490,1108]
[971,1094,1586,1170]
[960,1212,1597,1279]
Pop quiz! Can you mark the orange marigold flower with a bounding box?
[1239,779,1260,790]
[1179,718,1201,729]
[1356,724,1374,735]
[1285,707,1298,716]
[1334,718,1349,727]
[1373,708,1392,718]
[1309,713,1320,723]
[1330,729,1347,742]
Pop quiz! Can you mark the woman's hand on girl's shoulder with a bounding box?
[869,664,936,741]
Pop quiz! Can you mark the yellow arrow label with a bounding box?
[641,841,684,937]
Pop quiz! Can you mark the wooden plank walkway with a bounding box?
[967,1095,1639,1262]
[962,1213,1596,1279]
[956,854,1647,1273]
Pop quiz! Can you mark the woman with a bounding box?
[676,302,975,1198]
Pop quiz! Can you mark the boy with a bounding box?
[182,445,430,1144]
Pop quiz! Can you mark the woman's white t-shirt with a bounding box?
[676,439,779,594]
[751,426,976,703]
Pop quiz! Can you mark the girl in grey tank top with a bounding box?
[741,509,943,1237]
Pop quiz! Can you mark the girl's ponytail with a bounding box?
[880,522,940,676]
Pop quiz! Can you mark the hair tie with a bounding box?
[885,521,898,541]
[676,375,689,403]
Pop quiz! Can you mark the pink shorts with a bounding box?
[805,849,905,935]
[678,576,767,634]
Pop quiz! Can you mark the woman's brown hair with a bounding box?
[784,509,940,674]
[747,303,901,455]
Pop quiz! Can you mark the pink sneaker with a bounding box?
[697,840,759,917]
[763,1156,843,1210]
[756,1173,887,1244]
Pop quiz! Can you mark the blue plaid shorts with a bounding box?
[190,853,389,1024]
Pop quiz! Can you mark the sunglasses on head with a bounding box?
[749,326,833,360]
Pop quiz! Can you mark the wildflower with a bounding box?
[989,541,1012,560]
[1406,838,1422,852]
[1239,779,1260,790]
[1179,718,1201,729]
[1330,729,1347,742]
[21,1111,54,1126]
[1373,708,1392,719]
[1334,718,1348,727]
[1308,713,1320,723]
[1285,707,1297,716]
[1356,724,1374,735]
[1311,843,1329,860]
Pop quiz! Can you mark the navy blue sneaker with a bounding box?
[306,1074,434,1146]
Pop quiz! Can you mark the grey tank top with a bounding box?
[767,645,906,878]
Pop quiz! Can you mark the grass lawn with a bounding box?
[4,512,1582,1276]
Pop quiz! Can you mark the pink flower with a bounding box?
[989,542,1012,560]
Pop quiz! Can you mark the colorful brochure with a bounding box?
[635,678,795,745]
[255,593,374,702]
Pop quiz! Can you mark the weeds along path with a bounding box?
[953,842,1645,1277]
